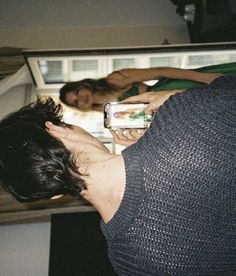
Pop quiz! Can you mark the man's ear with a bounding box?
[78,166,89,176]
[50,194,64,200]
[80,189,89,201]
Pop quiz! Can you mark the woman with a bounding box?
[59,62,236,111]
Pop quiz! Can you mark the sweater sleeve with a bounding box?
[103,73,236,275]
[137,74,236,154]
[210,75,236,91]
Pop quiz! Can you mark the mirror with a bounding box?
[23,43,236,152]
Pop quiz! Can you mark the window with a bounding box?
[38,60,63,84]
[71,59,99,80]
[185,52,236,68]
[23,43,236,153]
[112,58,135,70]
[25,44,236,89]
[150,56,182,68]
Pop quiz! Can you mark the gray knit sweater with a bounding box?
[101,76,236,276]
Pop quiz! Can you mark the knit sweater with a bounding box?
[101,76,236,276]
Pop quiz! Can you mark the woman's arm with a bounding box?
[106,67,223,88]
[122,89,184,112]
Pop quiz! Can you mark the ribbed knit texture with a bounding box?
[101,76,236,276]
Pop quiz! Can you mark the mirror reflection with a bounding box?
[23,44,236,152]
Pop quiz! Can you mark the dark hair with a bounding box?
[59,78,118,108]
[0,97,85,202]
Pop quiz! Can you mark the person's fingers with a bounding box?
[110,130,119,140]
[124,129,135,140]
[110,130,124,142]
[129,129,142,139]
[110,129,141,147]
[130,128,147,139]
[116,129,129,140]
[110,130,133,146]
[138,129,147,135]
[144,102,158,113]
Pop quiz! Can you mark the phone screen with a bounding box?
[104,102,153,129]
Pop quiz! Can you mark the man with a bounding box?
[0,75,235,275]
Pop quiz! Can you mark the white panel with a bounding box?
[0,222,50,276]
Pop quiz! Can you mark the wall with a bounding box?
[0,222,51,276]
[0,84,36,119]
[0,0,189,49]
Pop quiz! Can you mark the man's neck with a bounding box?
[80,153,126,223]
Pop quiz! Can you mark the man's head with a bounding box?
[0,97,85,202]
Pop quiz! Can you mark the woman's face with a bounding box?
[65,88,93,109]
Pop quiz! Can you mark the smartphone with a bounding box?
[104,102,153,129]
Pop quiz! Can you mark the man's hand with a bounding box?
[110,129,146,147]
[110,90,184,146]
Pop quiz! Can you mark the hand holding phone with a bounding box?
[104,102,154,129]
[110,128,147,146]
